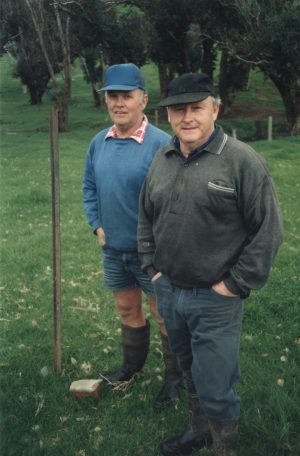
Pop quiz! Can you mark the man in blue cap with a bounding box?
[82,63,182,408]
[138,72,283,455]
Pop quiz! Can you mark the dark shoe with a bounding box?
[154,373,182,409]
[208,418,239,456]
[160,428,212,455]
[155,332,182,408]
[160,378,212,455]
[105,364,136,382]
[104,320,150,383]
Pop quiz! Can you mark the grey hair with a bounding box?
[212,96,222,107]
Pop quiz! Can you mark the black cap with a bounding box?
[158,73,215,107]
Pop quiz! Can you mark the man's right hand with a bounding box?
[151,272,162,282]
[96,227,106,246]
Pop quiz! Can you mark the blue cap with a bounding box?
[98,63,146,92]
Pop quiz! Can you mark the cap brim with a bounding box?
[158,92,211,107]
[97,84,141,92]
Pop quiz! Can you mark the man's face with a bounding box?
[167,97,219,155]
[105,89,148,133]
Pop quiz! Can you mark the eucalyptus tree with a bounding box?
[0,0,60,105]
[72,2,149,106]
[213,0,300,134]
[67,0,107,107]
[24,0,76,131]
[103,0,212,94]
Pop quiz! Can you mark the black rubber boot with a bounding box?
[105,319,150,382]
[160,378,212,455]
[208,418,239,456]
[154,332,182,409]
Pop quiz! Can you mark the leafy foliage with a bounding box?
[0,0,58,104]
[1,0,300,133]
[213,0,300,133]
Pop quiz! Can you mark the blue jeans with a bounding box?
[102,247,154,295]
[154,275,243,422]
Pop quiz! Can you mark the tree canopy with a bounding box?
[1,0,299,134]
[211,0,300,134]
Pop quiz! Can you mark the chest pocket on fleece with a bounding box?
[207,180,238,220]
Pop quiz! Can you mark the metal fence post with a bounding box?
[50,108,62,373]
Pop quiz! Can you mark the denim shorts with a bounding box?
[102,247,154,295]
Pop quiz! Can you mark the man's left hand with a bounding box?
[212,281,238,297]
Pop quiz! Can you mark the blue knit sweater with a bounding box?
[83,124,171,251]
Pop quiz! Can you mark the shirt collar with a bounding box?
[105,115,149,144]
[165,125,227,158]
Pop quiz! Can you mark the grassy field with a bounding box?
[0,55,300,456]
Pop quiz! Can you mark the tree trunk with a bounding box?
[57,99,68,133]
[183,44,191,73]
[25,0,57,82]
[25,0,72,132]
[201,38,216,80]
[56,11,71,100]
[55,8,72,130]
[291,78,300,136]
[218,49,230,115]
[92,83,102,108]
[266,71,297,135]
[29,91,43,105]
[158,63,174,97]
[291,114,300,136]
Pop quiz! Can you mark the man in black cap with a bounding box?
[83,63,182,408]
[138,73,283,455]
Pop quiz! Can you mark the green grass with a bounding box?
[1,55,300,456]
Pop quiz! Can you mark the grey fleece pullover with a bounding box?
[138,127,283,297]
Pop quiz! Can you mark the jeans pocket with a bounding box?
[210,287,240,301]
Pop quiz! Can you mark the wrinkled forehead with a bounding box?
[106,88,144,96]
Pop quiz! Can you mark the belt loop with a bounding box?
[193,287,197,297]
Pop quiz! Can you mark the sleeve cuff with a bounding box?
[223,277,250,299]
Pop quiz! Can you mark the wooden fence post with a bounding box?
[50,108,62,373]
[268,116,273,141]
[155,109,159,127]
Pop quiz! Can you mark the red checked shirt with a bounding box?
[105,115,149,144]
